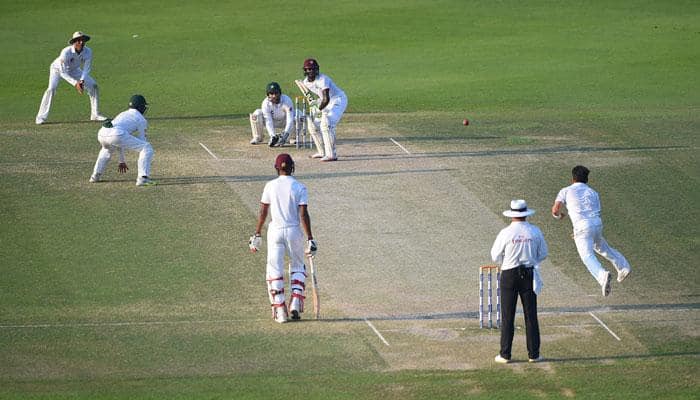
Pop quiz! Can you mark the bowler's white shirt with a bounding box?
[556,182,602,229]
[491,221,548,270]
[52,45,93,84]
[303,73,347,101]
[261,94,294,136]
[261,175,308,229]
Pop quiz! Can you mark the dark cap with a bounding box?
[303,58,319,70]
[266,82,281,94]
[274,153,294,170]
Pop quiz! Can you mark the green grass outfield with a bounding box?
[1,1,699,399]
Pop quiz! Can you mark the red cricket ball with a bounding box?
[463,119,469,126]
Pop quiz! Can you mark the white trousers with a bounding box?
[250,109,285,142]
[266,226,306,306]
[93,128,154,180]
[573,223,631,285]
[320,96,347,159]
[36,67,101,121]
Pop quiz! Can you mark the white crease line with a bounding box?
[390,138,411,155]
[199,142,219,160]
[364,318,390,346]
[589,311,621,341]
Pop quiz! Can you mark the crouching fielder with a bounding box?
[249,82,295,146]
[300,58,347,161]
[249,153,317,323]
[89,95,155,186]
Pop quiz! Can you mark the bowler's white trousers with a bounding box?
[573,222,631,285]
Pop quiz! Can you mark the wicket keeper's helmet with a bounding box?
[128,94,148,114]
[266,82,281,94]
[303,58,319,74]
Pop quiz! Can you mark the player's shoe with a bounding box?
[136,176,157,187]
[494,355,511,364]
[289,295,303,321]
[617,268,631,283]
[320,156,337,162]
[273,304,288,324]
[91,114,108,122]
[528,356,544,363]
[279,132,290,146]
[310,153,324,159]
[602,271,612,297]
[35,118,46,125]
[250,138,261,145]
[89,173,101,183]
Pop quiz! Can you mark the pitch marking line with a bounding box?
[589,311,622,341]
[364,318,390,346]
[199,142,219,160]
[390,138,411,155]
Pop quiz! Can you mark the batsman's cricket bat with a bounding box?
[294,79,315,103]
[307,255,320,319]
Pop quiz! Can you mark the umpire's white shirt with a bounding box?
[556,182,602,230]
[52,45,93,84]
[491,221,548,270]
[261,175,308,229]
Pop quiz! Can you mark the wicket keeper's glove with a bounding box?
[249,234,262,253]
[306,239,318,256]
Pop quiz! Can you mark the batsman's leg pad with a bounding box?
[320,116,337,159]
[306,117,324,155]
[250,110,265,143]
[267,276,285,305]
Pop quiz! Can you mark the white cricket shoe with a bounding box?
[617,268,631,283]
[273,305,288,324]
[528,356,544,363]
[89,173,101,183]
[310,153,324,159]
[320,156,338,162]
[289,296,303,321]
[136,177,157,186]
[35,118,46,125]
[91,114,108,122]
[602,271,612,297]
[250,138,261,144]
[494,355,511,364]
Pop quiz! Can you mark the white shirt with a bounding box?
[100,108,148,140]
[555,182,602,229]
[51,45,93,84]
[303,73,347,102]
[261,175,308,229]
[491,221,548,270]
[261,94,294,136]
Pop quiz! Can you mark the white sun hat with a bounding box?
[503,199,535,218]
[69,31,91,44]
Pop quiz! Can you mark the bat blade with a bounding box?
[308,255,320,319]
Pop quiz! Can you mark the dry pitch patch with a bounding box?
[187,113,694,370]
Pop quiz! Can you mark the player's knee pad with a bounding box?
[267,276,285,304]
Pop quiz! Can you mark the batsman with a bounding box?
[249,154,318,323]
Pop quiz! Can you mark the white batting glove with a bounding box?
[305,239,318,256]
[249,234,262,253]
[309,105,322,119]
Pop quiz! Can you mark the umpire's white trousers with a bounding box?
[573,223,631,285]
[93,128,154,180]
[36,66,101,121]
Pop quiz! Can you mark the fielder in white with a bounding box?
[89,95,156,187]
[552,165,631,296]
[249,154,317,323]
[36,31,107,125]
[249,82,294,147]
[300,58,347,162]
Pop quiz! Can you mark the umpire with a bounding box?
[490,199,548,363]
